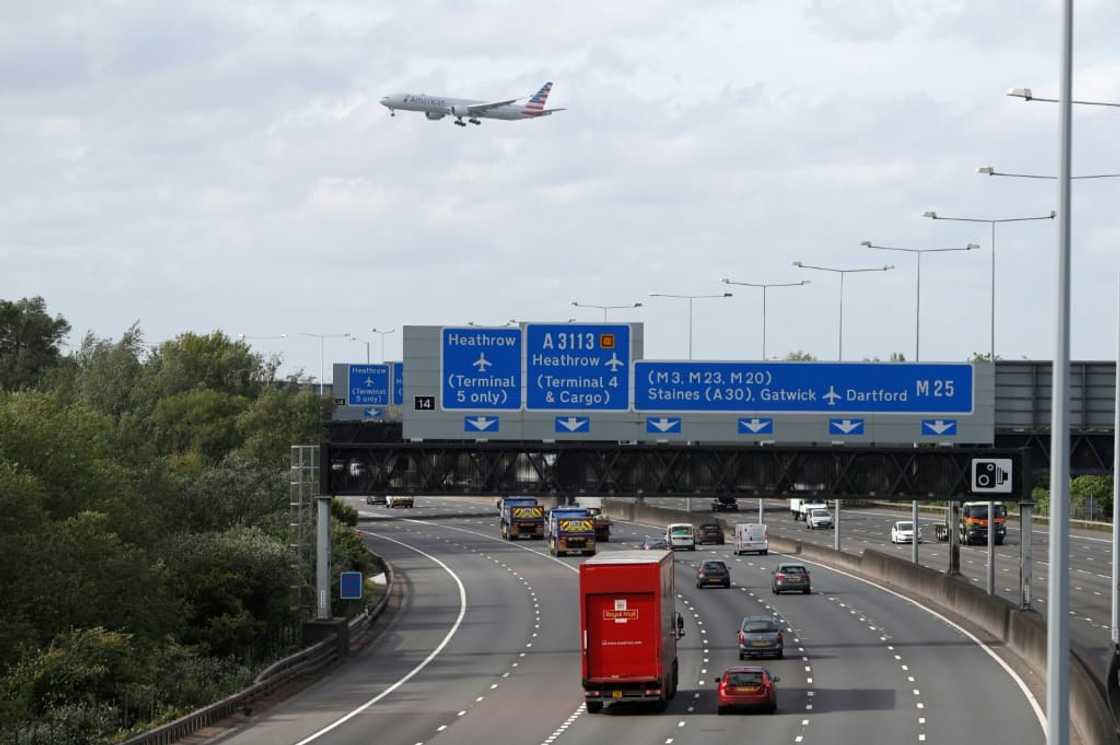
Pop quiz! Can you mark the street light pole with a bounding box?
[922,211,1055,360]
[860,242,978,361]
[571,301,643,321]
[298,332,351,397]
[792,262,894,361]
[721,279,809,359]
[1047,3,1073,741]
[370,328,396,363]
[648,292,734,360]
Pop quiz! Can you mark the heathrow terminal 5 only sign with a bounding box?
[526,323,630,411]
[440,327,522,410]
[633,361,973,414]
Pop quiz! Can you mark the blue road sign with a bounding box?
[348,364,390,406]
[921,418,958,436]
[363,407,383,419]
[737,417,774,435]
[646,416,681,434]
[340,571,362,600]
[554,416,590,433]
[526,324,630,411]
[441,328,521,410]
[389,361,404,406]
[829,418,865,435]
[633,361,973,414]
[464,415,500,433]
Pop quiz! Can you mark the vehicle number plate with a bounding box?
[611,690,623,699]
[752,640,769,646]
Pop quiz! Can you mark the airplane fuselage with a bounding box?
[381,94,534,121]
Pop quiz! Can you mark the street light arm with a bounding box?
[796,262,894,274]
[723,278,810,288]
[923,212,1056,224]
[1008,87,1120,108]
[979,168,1120,180]
[864,242,978,254]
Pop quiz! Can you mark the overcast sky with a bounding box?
[4,1,1120,382]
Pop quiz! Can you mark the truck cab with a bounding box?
[500,497,545,541]
[960,501,1007,545]
[548,507,597,556]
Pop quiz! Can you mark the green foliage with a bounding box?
[164,528,298,658]
[236,387,321,469]
[168,454,286,534]
[332,497,359,527]
[784,350,817,361]
[0,297,71,392]
[1031,485,1050,516]
[1071,475,1113,519]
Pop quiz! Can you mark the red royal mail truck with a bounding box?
[579,550,684,713]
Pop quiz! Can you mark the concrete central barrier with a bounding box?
[602,499,1118,744]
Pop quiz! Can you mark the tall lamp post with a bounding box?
[571,301,643,321]
[720,279,809,360]
[922,210,1054,361]
[648,292,733,359]
[859,242,978,361]
[791,262,893,361]
[370,328,396,363]
[298,332,351,397]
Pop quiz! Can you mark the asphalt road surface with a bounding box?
[215,497,1044,745]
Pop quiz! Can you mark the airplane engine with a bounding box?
[425,112,445,120]
[450,105,471,119]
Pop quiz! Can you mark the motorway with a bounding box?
[217,497,1043,745]
[657,497,1116,674]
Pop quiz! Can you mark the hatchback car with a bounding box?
[715,667,779,714]
[771,563,811,594]
[738,616,784,659]
[696,560,731,589]
[890,521,922,544]
[640,536,670,550]
[806,508,833,530]
[696,521,725,545]
[365,495,388,505]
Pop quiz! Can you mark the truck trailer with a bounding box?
[579,550,684,713]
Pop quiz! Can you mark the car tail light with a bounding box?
[738,631,745,643]
[775,572,785,581]
[644,688,661,696]
[776,631,783,644]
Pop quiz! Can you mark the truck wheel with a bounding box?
[761,550,768,556]
[586,701,603,714]
[717,705,727,715]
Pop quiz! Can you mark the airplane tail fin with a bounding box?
[522,82,553,116]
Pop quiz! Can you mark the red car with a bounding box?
[714,667,778,714]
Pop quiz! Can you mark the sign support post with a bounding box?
[912,500,919,565]
[316,495,331,620]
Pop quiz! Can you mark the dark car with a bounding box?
[640,536,670,550]
[771,563,811,595]
[715,667,779,714]
[696,560,731,589]
[696,521,725,545]
[738,616,783,659]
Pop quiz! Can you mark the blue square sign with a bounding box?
[441,328,521,410]
[526,324,630,411]
[340,571,362,600]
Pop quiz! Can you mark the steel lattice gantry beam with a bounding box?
[322,441,1030,500]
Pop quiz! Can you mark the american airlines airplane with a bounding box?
[379,82,565,127]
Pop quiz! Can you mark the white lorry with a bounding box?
[791,499,828,521]
[734,523,768,555]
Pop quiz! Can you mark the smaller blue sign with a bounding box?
[646,416,682,434]
[464,415,500,433]
[348,364,390,406]
[922,419,957,436]
[738,417,774,435]
[555,416,590,433]
[441,328,522,410]
[390,361,404,406]
[340,571,362,600]
[363,407,383,419]
[829,418,865,436]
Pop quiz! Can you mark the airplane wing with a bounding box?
[541,108,566,113]
[467,98,521,114]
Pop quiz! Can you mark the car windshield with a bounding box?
[743,620,778,633]
[727,672,765,686]
[670,527,692,536]
[964,505,1007,518]
[780,565,807,575]
[897,522,913,530]
[703,562,726,571]
[811,510,828,517]
[701,524,720,531]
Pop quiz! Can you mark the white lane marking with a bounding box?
[764,548,1047,732]
[293,530,468,745]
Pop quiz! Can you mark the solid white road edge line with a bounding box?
[291,530,468,745]
[616,516,1047,733]
[401,518,579,575]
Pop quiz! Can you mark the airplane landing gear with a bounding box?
[389,109,395,117]
[453,119,467,127]
[468,118,481,125]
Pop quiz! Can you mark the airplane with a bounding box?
[823,385,841,406]
[380,82,565,127]
[473,352,493,372]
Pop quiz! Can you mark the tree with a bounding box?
[1070,475,1112,521]
[969,352,1003,362]
[0,298,71,392]
[784,350,817,361]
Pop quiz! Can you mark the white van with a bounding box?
[735,523,768,555]
[665,523,696,551]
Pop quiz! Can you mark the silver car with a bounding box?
[771,563,811,595]
[738,616,784,659]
